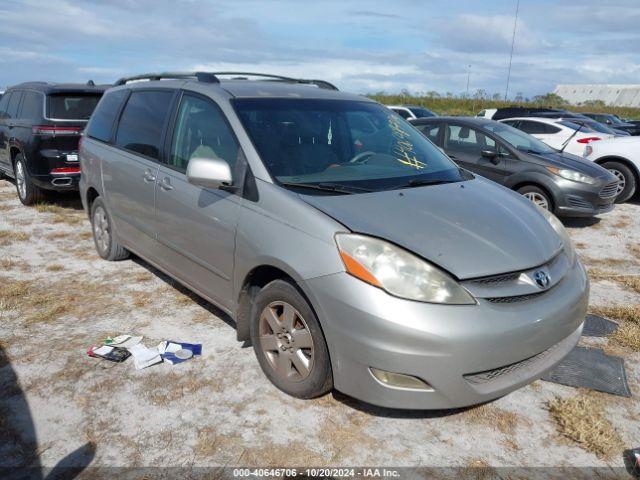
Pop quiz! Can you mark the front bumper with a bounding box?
[551,178,616,217]
[303,259,589,409]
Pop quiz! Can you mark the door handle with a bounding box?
[159,177,174,191]
[142,169,156,183]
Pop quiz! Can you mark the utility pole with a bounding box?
[505,0,520,101]
[465,65,471,98]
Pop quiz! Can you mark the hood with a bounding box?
[300,177,562,280]
[529,151,613,180]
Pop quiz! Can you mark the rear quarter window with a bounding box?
[85,89,129,143]
[19,92,43,120]
[48,93,102,120]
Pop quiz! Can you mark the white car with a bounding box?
[386,105,437,120]
[584,137,640,202]
[500,117,614,157]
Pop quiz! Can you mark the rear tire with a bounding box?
[517,185,553,212]
[90,197,129,261]
[250,279,333,399]
[14,154,46,206]
[601,161,636,203]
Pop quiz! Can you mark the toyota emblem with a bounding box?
[534,270,550,289]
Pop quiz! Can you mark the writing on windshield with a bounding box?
[388,114,426,170]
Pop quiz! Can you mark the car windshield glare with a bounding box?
[486,122,556,154]
[233,99,464,192]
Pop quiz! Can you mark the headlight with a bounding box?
[546,166,597,185]
[335,233,476,304]
[539,208,576,265]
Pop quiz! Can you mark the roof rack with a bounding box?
[113,71,338,90]
[114,72,219,86]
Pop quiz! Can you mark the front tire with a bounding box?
[601,161,636,203]
[517,185,553,212]
[250,279,333,399]
[14,154,46,206]
[90,197,129,261]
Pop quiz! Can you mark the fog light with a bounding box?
[370,368,433,391]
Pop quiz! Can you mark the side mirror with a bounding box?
[186,157,233,190]
[605,119,612,124]
[481,149,498,159]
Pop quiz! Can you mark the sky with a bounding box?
[1,0,640,98]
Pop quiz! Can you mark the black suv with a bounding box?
[0,81,108,204]
[411,117,619,218]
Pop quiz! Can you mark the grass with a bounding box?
[588,270,640,294]
[0,230,30,246]
[46,264,65,272]
[547,394,624,459]
[463,404,520,435]
[590,305,640,351]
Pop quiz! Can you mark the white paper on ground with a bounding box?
[110,335,143,349]
[128,344,162,370]
[93,345,114,356]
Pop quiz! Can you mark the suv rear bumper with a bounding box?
[31,172,80,191]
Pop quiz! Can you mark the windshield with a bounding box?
[233,99,465,192]
[574,120,615,135]
[410,107,436,118]
[48,93,102,120]
[487,122,556,154]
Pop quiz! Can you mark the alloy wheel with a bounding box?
[258,301,314,381]
[608,169,626,195]
[93,206,110,255]
[15,161,26,200]
[523,192,549,210]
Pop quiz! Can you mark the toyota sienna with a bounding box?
[80,72,588,409]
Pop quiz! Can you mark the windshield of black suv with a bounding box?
[485,122,556,154]
[234,99,466,193]
[48,93,102,120]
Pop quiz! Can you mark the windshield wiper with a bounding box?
[401,178,458,188]
[279,182,371,194]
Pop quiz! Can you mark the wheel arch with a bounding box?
[236,263,324,344]
[594,156,640,185]
[511,181,556,211]
[85,187,100,218]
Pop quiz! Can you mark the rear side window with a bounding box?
[6,91,23,119]
[85,89,128,143]
[19,92,42,120]
[115,90,174,160]
[518,120,547,135]
[48,93,102,120]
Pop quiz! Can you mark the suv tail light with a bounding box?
[32,125,84,136]
[576,136,601,144]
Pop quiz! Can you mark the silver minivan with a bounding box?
[80,72,588,409]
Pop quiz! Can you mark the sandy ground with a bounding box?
[0,177,638,472]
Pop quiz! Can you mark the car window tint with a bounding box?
[48,93,102,120]
[6,91,23,119]
[115,90,174,160]
[86,89,128,143]
[544,124,561,134]
[19,92,42,120]
[169,94,239,174]
[0,92,12,119]
[417,124,441,143]
[518,120,547,135]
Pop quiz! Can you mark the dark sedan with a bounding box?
[582,113,640,136]
[410,117,619,218]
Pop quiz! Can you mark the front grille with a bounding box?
[485,292,545,303]
[599,181,619,198]
[472,272,520,285]
[567,197,592,209]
